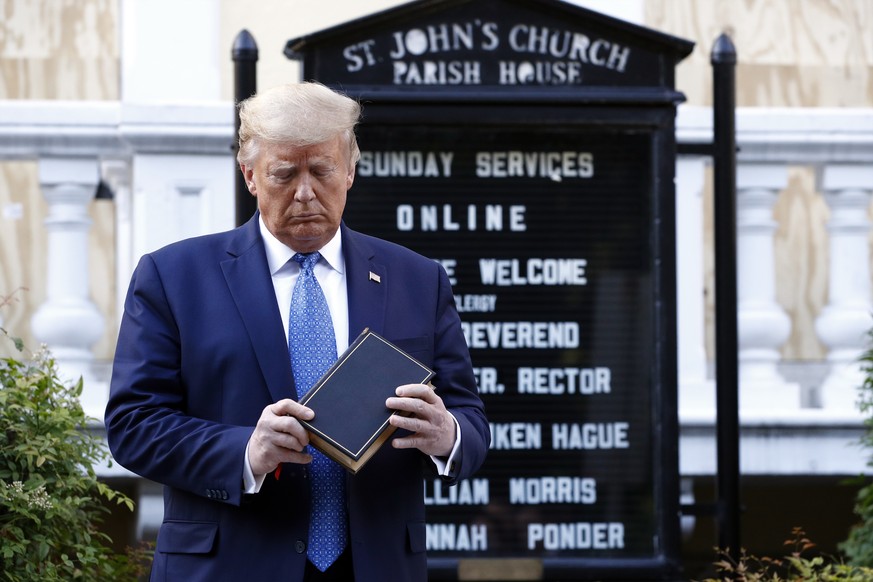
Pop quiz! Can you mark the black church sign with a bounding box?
[287,0,693,579]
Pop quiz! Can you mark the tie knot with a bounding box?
[294,252,321,273]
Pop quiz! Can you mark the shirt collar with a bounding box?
[258,215,344,276]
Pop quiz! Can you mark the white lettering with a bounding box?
[433,258,457,285]
[397,204,414,231]
[517,367,611,395]
[424,478,490,505]
[393,60,482,85]
[358,151,453,178]
[427,523,488,551]
[551,422,630,450]
[393,204,526,232]
[473,367,504,394]
[462,321,580,349]
[455,294,498,313]
[527,523,624,550]
[481,22,499,50]
[498,60,584,85]
[489,423,542,450]
[476,151,593,179]
[509,477,597,504]
[390,22,498,59]
[342,39,377,72]
[479,258,587,286]
[507,25,631,73]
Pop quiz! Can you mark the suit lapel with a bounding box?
[221,215,296,404]
[220,220,386,404]
[342,225,388,339]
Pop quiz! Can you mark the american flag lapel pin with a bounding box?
[369,271,381,283]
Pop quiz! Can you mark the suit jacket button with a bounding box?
[295,540,306,554]
[221,490,228,500]
[206,489,213,498]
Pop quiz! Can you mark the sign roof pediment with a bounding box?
[285,0,694,92]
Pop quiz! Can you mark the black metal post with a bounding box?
[232,29,259,226]
[711,33,740,559]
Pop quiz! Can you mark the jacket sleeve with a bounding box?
[430,261,491,484]
[104,254,252,506]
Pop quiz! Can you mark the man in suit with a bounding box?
[105,82,489,582]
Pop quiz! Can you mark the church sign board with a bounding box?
[286,0,693,579]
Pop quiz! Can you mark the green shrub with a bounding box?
[841,327,873,567]
[0,329,152,581]
[700,528,873,581]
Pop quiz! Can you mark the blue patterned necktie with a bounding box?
[288,252,347,572]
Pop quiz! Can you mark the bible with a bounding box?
[297,328,435,473]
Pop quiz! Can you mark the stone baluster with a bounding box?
[30,157,106,420]
[815,164,873,413]
[736,163,800,410]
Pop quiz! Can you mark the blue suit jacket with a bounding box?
[105,215,489,582]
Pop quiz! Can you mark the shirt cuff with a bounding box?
[242,441,268,494]
[430,413,462,477]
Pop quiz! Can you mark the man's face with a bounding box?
[241,134,355,253]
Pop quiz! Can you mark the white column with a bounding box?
[736,163,800,410]
[676,156,715,419]
[101,159,134,328]
[815,164,873,413]
[31,157,107,420]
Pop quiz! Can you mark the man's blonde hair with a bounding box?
[237,82,361,167]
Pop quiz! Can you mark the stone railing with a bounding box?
[0,100,235,437]
[1,101,872,476]
[677,105,873,476]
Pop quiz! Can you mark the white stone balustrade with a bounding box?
[675,107,873,477]
[2,103,873,476]
[0,100,233,425]
[815,164,873,413]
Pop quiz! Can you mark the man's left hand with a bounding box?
[386,384,456,457]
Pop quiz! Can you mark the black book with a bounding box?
[298,328,435,473]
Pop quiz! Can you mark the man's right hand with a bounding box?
[248,399,315,476]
